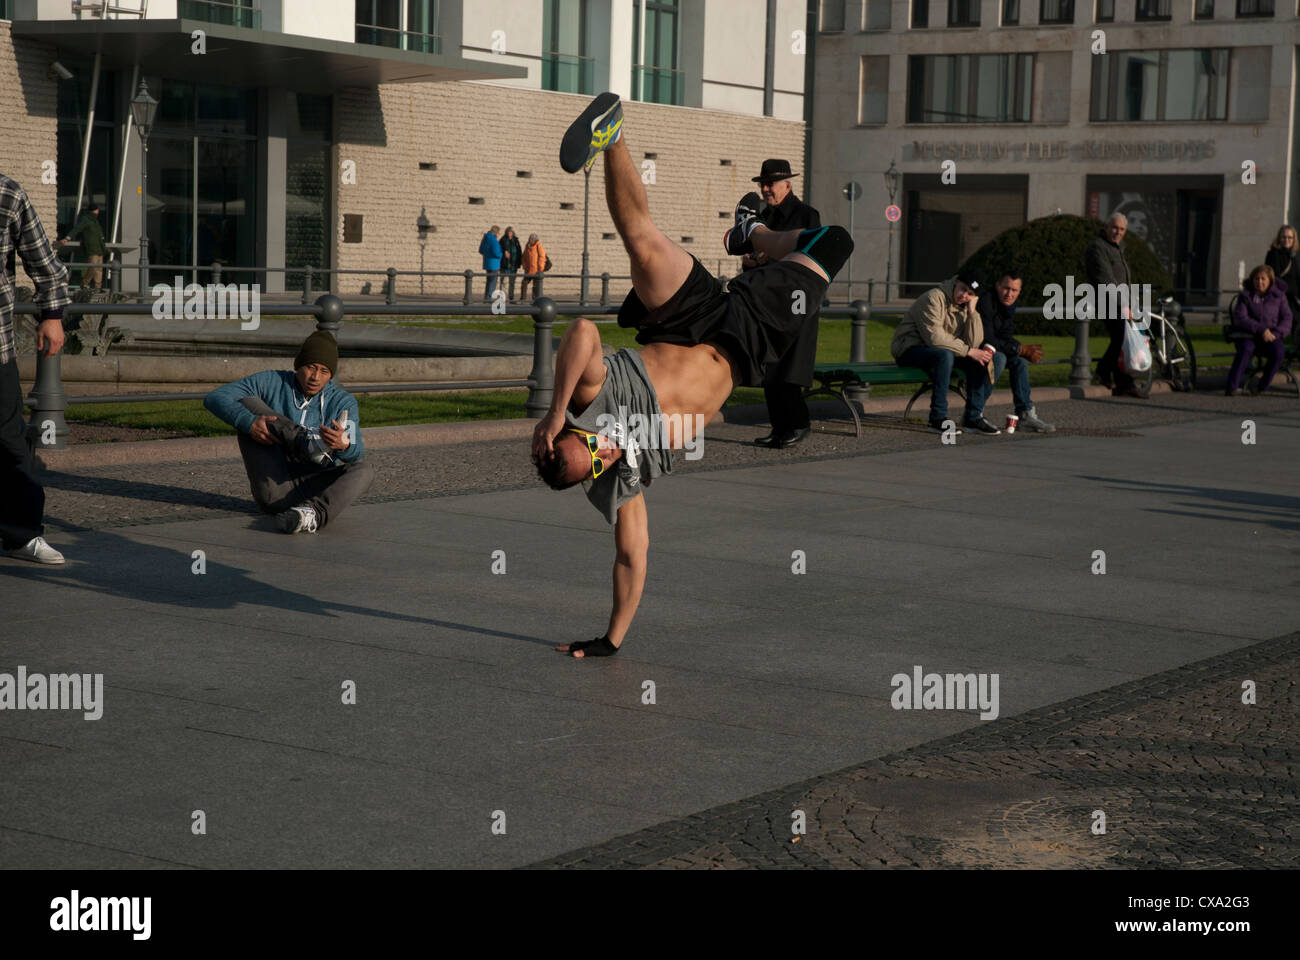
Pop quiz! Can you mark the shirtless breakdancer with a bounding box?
[532,93,853,658]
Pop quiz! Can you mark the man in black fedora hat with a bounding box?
[745,159,821,448]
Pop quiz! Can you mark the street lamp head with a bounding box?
[130,81,159,140]
[884,160,900,202]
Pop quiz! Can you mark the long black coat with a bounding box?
[750,192,821,385]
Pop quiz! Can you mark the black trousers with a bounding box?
[762,309,818,432]
[1096,315,1135,389]
[0,359,44,549]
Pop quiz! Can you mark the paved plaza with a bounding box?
[1,391,1297,868]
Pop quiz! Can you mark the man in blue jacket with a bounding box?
[203,331,373,534]
[479,225,502,301]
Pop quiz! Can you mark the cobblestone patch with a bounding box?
[524,632,1299,869]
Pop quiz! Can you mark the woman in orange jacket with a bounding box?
[521,233,546,301]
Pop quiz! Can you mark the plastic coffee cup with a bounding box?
[1005,414,1019,434]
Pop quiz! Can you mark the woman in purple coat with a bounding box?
[1227,264,1293,396]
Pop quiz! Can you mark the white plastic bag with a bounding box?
[1121,319,1151,373]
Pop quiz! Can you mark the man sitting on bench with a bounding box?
[532,92,853,658]
[890,267,1000,435]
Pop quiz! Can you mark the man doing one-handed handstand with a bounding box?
[533,93,852,658]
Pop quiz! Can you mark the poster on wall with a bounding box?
[1088,190,1176,278]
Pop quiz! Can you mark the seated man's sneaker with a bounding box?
[276,504,319,534]
[7,536,65,564]
[964,416,1002,435]
[294,428,333,467]
[560,92,623,174]
[1020,407,1056,433]
[927,419,962,434]
[723,193,763,256]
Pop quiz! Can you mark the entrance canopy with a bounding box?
[14,18,525,93]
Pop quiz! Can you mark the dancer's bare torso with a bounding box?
[636,340,738,447]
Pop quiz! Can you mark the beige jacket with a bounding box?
[890,277,992,382]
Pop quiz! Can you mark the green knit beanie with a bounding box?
[295,331,338,377]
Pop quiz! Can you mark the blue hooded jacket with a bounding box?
[204,369,364,463]
[479,230,502,270]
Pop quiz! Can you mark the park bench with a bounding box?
[803,362,969,437]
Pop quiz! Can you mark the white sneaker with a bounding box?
[7,536,65,564]
[276,504,319,534]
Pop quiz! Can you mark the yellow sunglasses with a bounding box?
[567,428,605,479]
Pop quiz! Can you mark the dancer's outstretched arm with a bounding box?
[608,494,648,647]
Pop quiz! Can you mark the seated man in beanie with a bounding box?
[890,267,1001,435]
[204,331,373,533]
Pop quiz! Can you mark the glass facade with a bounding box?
[542,0,595,95]
[178,1,261,29]
[355,0,441,54]
[55,67,116,242]
[148,79,259,284]
[285,94,332,289]
[1091,49,1229,122]
[633,0,683,105]
[907,54,1033,123]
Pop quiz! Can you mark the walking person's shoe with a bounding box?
[775,427,811,448]
[964,416,1002,435]
[754,430,778,447]
[723,192,764,255]
[6,536,65,564]
[560,92,623,173]
[1019,407,1056,433]
[276,504,319,534]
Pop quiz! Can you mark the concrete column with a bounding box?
[263,88,288,294]
[607,0,635,99]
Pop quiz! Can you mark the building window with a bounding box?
[1194,0,1215,17]
[1,0,15,17]
[355,0,441,54]
[543,0,594,95]
[1039,0,1075,22]
[907,53,1033,123]
[820,0,846,30]
[632,1,682,105]
[1135,0,1171,18]
[859,56,889,124]
[1236,0,1274,14]
[178,1,260,28]
[1091,48,1229,122]
[948,0,980,24]
[864,0,893,29]
[1003,0,1021,24]
[912,0,929,28]
[1096,0,1115,20]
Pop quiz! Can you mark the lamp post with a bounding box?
[416,207,431,295]
[130,80,158,296]
[581,165,592,305]
[841,181,861,302]
[883,160,899,300]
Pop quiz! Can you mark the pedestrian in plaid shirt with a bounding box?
[1,174,70,564]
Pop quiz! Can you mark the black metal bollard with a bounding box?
[302,265,313,305]
[463,269,473,306]
[385,267,397,305]
[1069,313,1092,388]
[600,272,610,306]
[526,297,557,418]
[212,261,222,285]
[27,311,70,450]
[109,254,121,295]
[315,293,344,335]
[846,299,871,403]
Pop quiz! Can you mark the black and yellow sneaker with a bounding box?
[723,192,764,255]
[560,92,624,174]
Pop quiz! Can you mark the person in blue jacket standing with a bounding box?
[204,331,373,534]
[479,225,503,301]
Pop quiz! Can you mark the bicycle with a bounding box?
[1137,294,1197,392]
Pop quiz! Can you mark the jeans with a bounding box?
[484,270,500,300]
[0,359,44,549]
[964,350,1006,421]
[897,345,984,424]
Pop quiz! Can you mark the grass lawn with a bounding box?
[63,319,1234,436]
